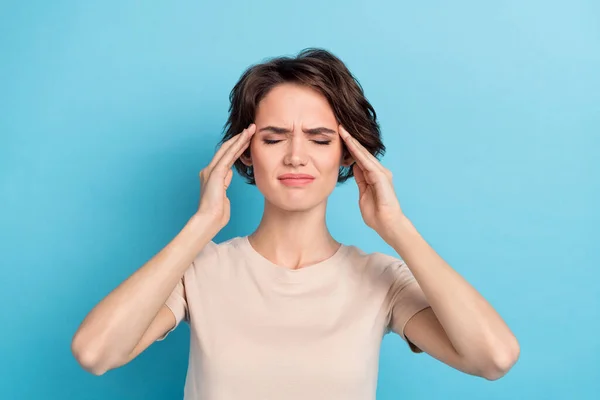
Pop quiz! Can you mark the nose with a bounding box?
[283,135,308,167]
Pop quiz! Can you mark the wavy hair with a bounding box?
[219,48,385,185]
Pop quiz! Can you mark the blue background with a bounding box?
[1,1,599,399]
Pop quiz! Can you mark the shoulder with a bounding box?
[184,236,248,275]
[344,244,408,285]
[180,237,233,276]
[192,236,243,260]
[348,245,402,266]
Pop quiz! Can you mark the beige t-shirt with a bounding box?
[158,236,430,400]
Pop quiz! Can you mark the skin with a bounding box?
[338,125,520,380]
[241,82,520,380]
[239,83,353,269]
[72,82,519,381]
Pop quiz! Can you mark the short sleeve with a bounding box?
[156,272,189,341]
[384,260,431,352]
[156,240,219,341]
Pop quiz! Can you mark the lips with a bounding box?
[277,174,315,180]
[277,173,315,187]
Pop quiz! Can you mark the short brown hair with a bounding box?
[219,48,385,185]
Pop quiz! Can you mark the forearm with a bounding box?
[386,216,519,372]
[71,213,218,366]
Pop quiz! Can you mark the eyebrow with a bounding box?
[258,126,337,135]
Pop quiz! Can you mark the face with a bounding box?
[241,83,353,212]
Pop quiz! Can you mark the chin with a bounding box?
[268,195,323,212]
[259,188,328,212]
[255,177,337,211]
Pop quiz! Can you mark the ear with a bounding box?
[340,149,354,167]
[240,148,253,167]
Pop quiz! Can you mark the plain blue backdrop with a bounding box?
[1,1,598,399]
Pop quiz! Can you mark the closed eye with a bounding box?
[262,139,331,145]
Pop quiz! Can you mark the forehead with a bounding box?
[255,83,337,125]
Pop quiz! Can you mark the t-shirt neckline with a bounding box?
[239,235,350,283]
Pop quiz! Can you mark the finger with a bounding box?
[211,131,245,164]
[209,124,254,170]
[210,124,254,172]
[224,169,233,189]
[338,125,381,173]
[227,124,256,166]
[214,123,256,172]
[353,163,368,196]
[340,126,385,169]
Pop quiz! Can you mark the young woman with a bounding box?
[72,48,519,399]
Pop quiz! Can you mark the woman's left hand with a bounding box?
[339,125,405,242]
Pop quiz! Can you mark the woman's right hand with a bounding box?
[196,123,256,230]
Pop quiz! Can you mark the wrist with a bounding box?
[382,215,417,245]
[187,213,220,240]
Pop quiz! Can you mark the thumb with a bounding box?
[353,163,367,196]
[224,169,233,190]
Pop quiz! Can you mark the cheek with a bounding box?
[314,157,342,179]
[322,145,344,167]
[249,145,274,175]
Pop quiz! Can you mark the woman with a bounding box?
[71,48,520,399]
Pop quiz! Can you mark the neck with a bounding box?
[248,199,340,269]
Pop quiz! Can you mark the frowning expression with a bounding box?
[241,83,352,211]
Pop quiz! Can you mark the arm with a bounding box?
[389,216,520,380]
[71,214,218,375]
[336,125,519,380]
[71,123,256,375]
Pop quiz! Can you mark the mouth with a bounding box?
[277,174,315,187]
